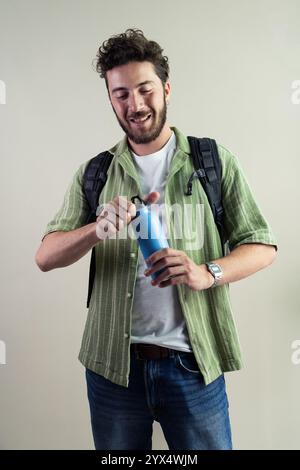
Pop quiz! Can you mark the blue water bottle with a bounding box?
[130,195,169,280]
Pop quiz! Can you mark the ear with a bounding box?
[164,81,171,103]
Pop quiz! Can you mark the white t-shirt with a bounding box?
[130,131,192,352]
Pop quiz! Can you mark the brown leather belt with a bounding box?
[131,343,175,360]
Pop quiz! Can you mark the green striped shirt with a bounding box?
[43,127,277,387]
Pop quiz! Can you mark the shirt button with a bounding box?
[124,333,129,339]
[127,292,132,298]
[130,252,136,258]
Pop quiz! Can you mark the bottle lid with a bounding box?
[130,195,147,221]
[131,195,146,209]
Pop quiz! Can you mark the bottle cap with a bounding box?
[131,195,147,209]
[130,195,147,221]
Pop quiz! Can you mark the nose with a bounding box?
[128,92,145,114]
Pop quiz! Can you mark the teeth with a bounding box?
[130,114,151,123]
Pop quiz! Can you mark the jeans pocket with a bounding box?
[175,352,201,374]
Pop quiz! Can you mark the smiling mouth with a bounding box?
[129,113,152,125]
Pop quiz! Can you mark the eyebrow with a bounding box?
[111,80,155,94]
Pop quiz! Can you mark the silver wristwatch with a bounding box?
[205,262,223,288]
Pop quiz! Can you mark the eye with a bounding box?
[116,94,128,101]
[140,88,152,94]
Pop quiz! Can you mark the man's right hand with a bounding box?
[95,192,160,240]
[35,192,161,271]
[95,196,136,240]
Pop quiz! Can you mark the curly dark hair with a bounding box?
[95,28,169,85]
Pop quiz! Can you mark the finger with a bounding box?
[111,198,136,222]
[115,196,136,217]
[146,248,183,266]
[95,219,118,240]
[127,201,136,218]
[144,256,182,276]
[144,191,160,204]
[157,275,187,288]
[113,195,129,211]
[151,265,186,286]
[96,202,116,220]
[105,211,125,231]
[97,205,119,224]
[99,201,129,226]
[108,203,129,224]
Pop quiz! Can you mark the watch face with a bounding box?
[211,265,221,274]
[207,263,222,277]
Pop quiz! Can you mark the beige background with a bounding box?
[0,0,299,450]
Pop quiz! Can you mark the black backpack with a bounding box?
[83,136,225,308]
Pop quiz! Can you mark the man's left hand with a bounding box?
[144,248,214,291]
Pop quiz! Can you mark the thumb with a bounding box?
[144,191,160,205]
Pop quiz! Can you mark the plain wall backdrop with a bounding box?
[0,0,299,449]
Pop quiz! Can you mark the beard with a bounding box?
[112,98,168,145]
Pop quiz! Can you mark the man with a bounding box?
[35,29,277,450]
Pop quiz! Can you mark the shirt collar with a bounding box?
[108,126,191,159]
[107,127,191,188]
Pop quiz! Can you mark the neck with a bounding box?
[128,125,172,156]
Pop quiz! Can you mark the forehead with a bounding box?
[107,61,159,92]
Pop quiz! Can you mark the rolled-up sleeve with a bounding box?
[42,161,90,240]
[219,145,278,252]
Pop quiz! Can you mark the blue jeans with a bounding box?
[85,348,232,450]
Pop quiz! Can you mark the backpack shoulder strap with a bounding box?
[187,136,226,253]
[83,151,114,224]
[83,150,114,308]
